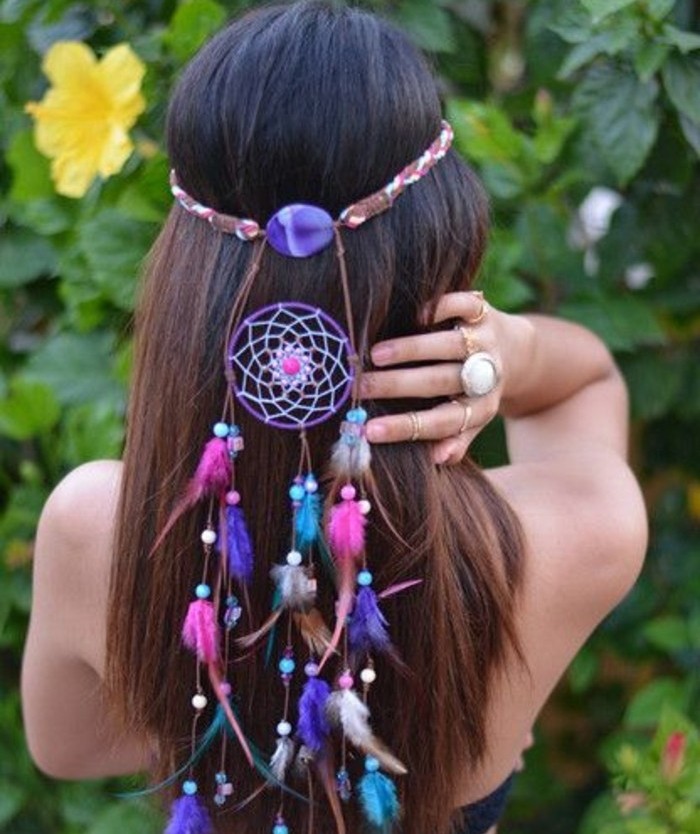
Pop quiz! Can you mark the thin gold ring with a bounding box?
[454,324,478,358]
[452,399,473,434]
[467,294,488,326]
[408,411,422,442]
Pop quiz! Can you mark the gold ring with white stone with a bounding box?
[460,351,499,398]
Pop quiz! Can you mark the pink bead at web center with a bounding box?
[282,356,302,375]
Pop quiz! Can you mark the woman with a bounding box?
[21,4,647,834]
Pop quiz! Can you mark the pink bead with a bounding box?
[282,357,301,375]
[219,681,232,696]
[340,484,356,501]
[225,490,241,505]
[338,673,354,690]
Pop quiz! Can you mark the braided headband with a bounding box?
[170,120,453,257]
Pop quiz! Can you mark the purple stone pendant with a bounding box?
[266,204,334,257]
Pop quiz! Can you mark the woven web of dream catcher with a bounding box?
[228,302,354,430]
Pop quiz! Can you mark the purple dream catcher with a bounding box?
[228,302,354,430]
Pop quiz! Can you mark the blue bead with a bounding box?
[229,423,241,436]
[364,756,380,773]
[213,422,229,438]
[213,794,226,806]
[279,657,296,674]
[357,570,373,587]
[289,484,305,502]
[195,583,211,599]
[182,779,198,795]
[215,771,227,785]
[273,825,289,834]
[351,407,368,424]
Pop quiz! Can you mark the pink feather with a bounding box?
[317,557,356,672]
[150,437,231,555]
[207,663,254,767]
[191,437,232,499]
[327,499,365,560]
[182,600,219,663]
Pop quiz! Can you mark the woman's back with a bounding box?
[21,4,647,833]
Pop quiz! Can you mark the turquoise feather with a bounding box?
[117,700,307,802]
[358,770,400,829]
[295,491,321,549]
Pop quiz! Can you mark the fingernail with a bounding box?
[371,345,393,365]
[365,423,386,442]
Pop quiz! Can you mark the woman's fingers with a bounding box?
[370,329,466,367]
[430,290,488,326]
[361,363,461,400]
[365,397,496,446]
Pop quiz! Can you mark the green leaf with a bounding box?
[559,21,637,78]
[624,678,691,728]
[661,23,700,54]
[0,226,56,288]
[633,39,671,81]
[61,401,124,466]
[574,63,660,183]
[0,378,60,440]
[581,0,636,24]
[549,6,594,44]
[77,210,157,311]
[447,99,529,164]
[116,154,170,223]
[645,0,675,20]
[558,297,666,352]
[164,0,227,63]
[679,114,700,157]
[6,128,53,202]
[643,616,691,653]
[0,783,24,826]
[568,646,599,694]
[23,331,125,407]
[662,54,700,124]
[85,799,162,834]
[621,351,686,420]
[395,0,455,53]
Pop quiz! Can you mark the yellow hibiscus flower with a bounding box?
[25,41,146,198]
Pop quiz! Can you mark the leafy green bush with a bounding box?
[1,0,699,831]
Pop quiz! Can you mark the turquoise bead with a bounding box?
[364,756,380,773]
[278,657,296,674]
[357,570,373,587]
[289,484,305,501]
[182,779,198,795]
[213,422,229,438]
[347,407,368,424]
[195,583,211,599]
[273,826,289,834]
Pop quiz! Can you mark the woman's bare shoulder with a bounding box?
[32,460,123,666]
[40,459,123,543]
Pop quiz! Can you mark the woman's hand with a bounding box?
[362,291,534,465]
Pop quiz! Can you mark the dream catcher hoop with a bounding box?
[228,302,354,431]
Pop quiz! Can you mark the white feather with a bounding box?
[331,436,371,478]
[270,564,316,609]
[270,736,296,782]
[293,744,315,779]
[326,689,407,775]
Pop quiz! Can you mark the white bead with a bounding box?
[200,529,217,545]
[191,693,208,710]
[286,550,302,566]
[360,667,377,684]
[358,499,372,515]
[276,720,292,737]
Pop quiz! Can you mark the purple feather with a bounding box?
[298,677,332,752]
[221,505,254,583]
[348,586,391,654]
[164,795,213,834]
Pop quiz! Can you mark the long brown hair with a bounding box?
[107,4,524,833]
